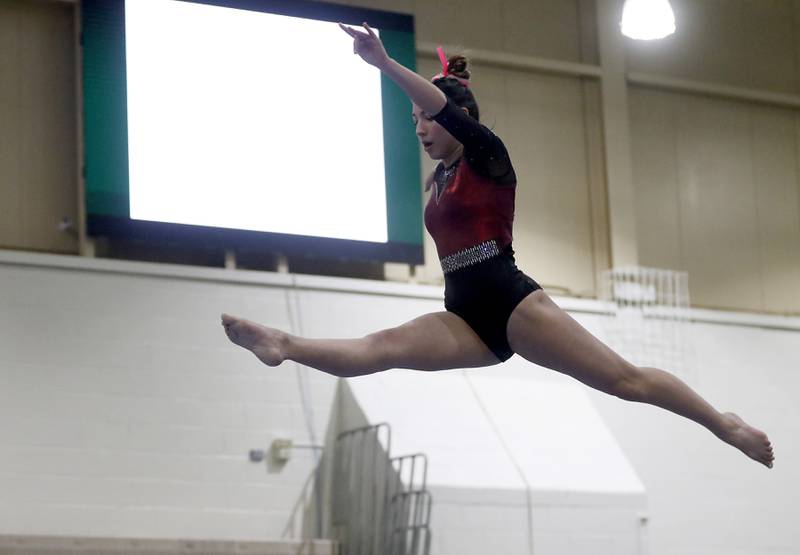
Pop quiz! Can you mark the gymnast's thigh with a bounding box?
[372,311,502,371]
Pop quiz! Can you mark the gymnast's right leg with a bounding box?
[221,311,502,378]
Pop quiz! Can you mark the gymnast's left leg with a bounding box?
[506,289,776,469]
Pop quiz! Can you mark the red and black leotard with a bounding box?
[423,96,517,266]
[423,97,540,362]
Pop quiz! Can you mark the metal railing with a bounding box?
[385,454,432,555]
[331,423,432,555]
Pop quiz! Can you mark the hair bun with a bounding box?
[447,54,470,80]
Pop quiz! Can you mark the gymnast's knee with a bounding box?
[614,365,648,402]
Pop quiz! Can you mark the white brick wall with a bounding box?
[1,250,799,554]
[0,256,349,540]
[0,534,335,554]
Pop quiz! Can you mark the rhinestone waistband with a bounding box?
[440,239,501,274]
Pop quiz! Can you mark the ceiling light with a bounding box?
[621,0,676,40]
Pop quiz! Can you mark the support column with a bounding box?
[597,0,639,267]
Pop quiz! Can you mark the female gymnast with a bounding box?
[222,22,775,469]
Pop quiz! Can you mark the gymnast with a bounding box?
[222,22,775,469]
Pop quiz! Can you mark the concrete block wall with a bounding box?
[1,250,799,554]
[0,252,346,540]
[0,535,334,555]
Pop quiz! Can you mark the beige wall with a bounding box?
[1,0,799,312]
[626,0,800,313]
[626,0,800,95]
[630,87,800,313]
[0,0,78,254]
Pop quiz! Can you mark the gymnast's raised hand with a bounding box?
[338,22,391,69]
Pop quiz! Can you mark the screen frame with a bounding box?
[81,0,424,264]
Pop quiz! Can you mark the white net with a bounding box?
[599,266,695,386]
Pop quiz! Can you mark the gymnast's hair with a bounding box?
[432,53,480,122]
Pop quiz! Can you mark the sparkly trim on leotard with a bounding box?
[440,239,501,274]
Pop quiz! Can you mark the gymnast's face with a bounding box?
[412,103,469,162]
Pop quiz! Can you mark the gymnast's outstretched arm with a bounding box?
[338,22,447,118]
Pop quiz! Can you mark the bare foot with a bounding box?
[720,412,775,469]
[221,313,288,367]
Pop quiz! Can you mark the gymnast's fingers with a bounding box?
[338,22,354,37]
[339,22,367,38]
[362,22,377,38]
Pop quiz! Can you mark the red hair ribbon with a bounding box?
[432,45,470,87]
[437,46,449,76]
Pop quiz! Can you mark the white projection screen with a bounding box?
[126,0,386,241]
[83,0,424,264]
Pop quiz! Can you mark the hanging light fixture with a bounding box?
[620,0,676,40]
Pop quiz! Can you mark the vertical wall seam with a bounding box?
[461,370,535,555]
[672,92,685,274]
[575,0,585,64]
[576,0,608,297]
[582,78,602,296]
[794,111,800,280]
[748,108,767,311]
[575,0,594,291]
[793,0,800,94]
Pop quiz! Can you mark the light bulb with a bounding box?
[621,0,676,40]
